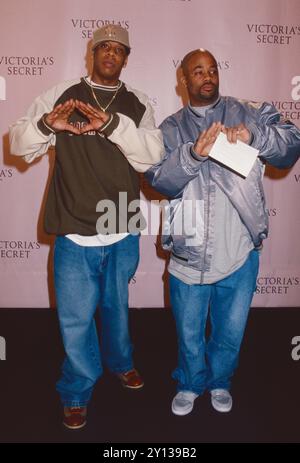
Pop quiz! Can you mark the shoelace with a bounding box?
[177,391,195,400]
[212,392,230,400]
[122,369,137,378]
[67,407,85,414]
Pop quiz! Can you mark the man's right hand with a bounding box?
[193,122,222,157]
[44,99,81,135]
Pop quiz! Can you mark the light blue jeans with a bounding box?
[169,249,259,395]
[53,234,139,407]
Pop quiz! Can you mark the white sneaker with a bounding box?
[210,389,232,413]
[171,391,199,416]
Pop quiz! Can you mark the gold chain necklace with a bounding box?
[90,81,122,112]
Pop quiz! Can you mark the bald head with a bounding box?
[181,49,217,77]
[180,49,219,106]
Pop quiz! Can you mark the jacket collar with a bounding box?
[187,95,223,117]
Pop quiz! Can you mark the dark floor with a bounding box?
[0,307,299,444]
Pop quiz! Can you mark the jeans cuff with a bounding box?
[109,363,133,374]
[177,385,204,395]
[62,400,88,407]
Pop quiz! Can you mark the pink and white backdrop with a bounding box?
[0,0,299,308]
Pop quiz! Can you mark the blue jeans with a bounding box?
[53,234,139,407]
[169,249,259,395]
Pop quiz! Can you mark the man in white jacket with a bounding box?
[9,24,163,430]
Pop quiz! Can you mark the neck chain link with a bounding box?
[90,81,122,112]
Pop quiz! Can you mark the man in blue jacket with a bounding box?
[146,48,300,416]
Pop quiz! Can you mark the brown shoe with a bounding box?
[117,368,144,389]
[63,406,87,430]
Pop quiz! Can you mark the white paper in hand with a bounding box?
[209,132,259,178]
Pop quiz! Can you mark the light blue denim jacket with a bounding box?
[145,96,300,272]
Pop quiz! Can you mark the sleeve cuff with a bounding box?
[99,113,120,137]
[37,114,56,136]
[190,145,208,162]
[247,123,260,148]
[248,130,254,145]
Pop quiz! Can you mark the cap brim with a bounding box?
[92,40,130,51]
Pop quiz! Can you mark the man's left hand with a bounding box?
[222,123,251,144]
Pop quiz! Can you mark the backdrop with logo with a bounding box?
[1,0,299,308]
